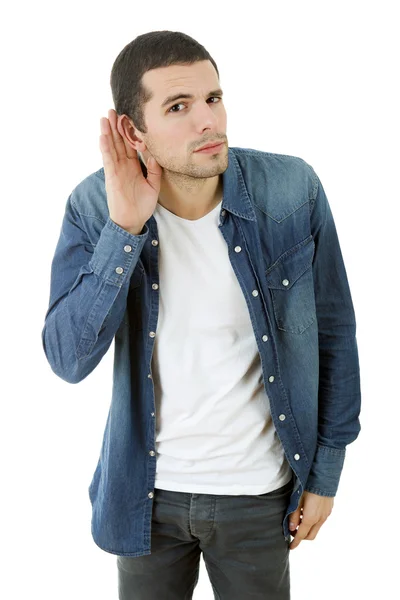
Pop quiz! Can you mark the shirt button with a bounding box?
[252,290,259,297]
[234,246,242,253]
[151,240,159,246]
[151,412,155,417]
[149,331,156,338]
[268,375,275,382]
[124,245,132,252]
[152,283,159,290]
[279,414,286,421]
[221,210,226,216]
[115,267,124,274]
[148,492,154,498]
[294,454,300,460]
[148,373,152,379]
[282,279,289,286]
[149,450,156,456]
[262,335,268,342]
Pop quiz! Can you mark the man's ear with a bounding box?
[116,113,143,150]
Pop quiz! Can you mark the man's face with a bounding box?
[136,60,228,179]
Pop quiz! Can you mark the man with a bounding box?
[42,30,361,599]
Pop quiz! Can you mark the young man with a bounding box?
[42,30,361,599]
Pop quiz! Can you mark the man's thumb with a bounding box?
[145,156,162,194]
[146,156,162,180]
[147,156,160,172]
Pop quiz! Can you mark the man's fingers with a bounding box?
[112,109,139,160]
[108,109,129,161]
[289,522,311,550]
[99,128,117,180]
[100,117,118,171]
[289,519,323,549]
[289,510,302,532]
[304,522,323,540]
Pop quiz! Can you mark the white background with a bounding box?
[1,1,398,598]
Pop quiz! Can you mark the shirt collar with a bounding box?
[139,147,256,224]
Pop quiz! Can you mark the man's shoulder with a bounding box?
[67,167,107,220]
[230,145,313,170]
[229,146,318,201]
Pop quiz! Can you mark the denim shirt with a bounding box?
[41,147,361,556]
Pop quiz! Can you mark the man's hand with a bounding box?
[288,491,334,550]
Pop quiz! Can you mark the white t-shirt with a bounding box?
[151,199,292,495]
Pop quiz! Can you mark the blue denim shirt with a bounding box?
[41,147,361,556]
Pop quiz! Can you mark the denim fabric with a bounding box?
[41,147,362,556]
[117,477,294,599]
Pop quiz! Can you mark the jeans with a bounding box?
[117,475,294,599]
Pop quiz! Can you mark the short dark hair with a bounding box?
[110,30,220,134]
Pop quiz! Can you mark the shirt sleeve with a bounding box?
[41,192,148,383]
[304,169,362,496]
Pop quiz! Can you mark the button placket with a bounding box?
[228,233,302,493]
[146,233,160,491]
[235,245,265,343]
[149,237,159,341]
[148,236,159,424]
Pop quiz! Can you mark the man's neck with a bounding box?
[158,176,223,221]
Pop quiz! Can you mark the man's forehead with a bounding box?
[144,62,218,98]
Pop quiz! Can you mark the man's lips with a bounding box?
[195,141,224,152]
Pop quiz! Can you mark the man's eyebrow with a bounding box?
[161,88,223,108]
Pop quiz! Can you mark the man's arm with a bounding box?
[304,168,362,496]
[41,191,148,384]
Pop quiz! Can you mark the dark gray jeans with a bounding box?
[117,476,294,599]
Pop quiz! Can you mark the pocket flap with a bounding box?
[265,238,315,290]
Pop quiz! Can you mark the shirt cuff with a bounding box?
[304,444,346,496]
[89,217,148,287]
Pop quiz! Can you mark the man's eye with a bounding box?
[168,96,221,113]
[168,103,185,113]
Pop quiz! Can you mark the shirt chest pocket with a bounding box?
[265,237,316,334]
